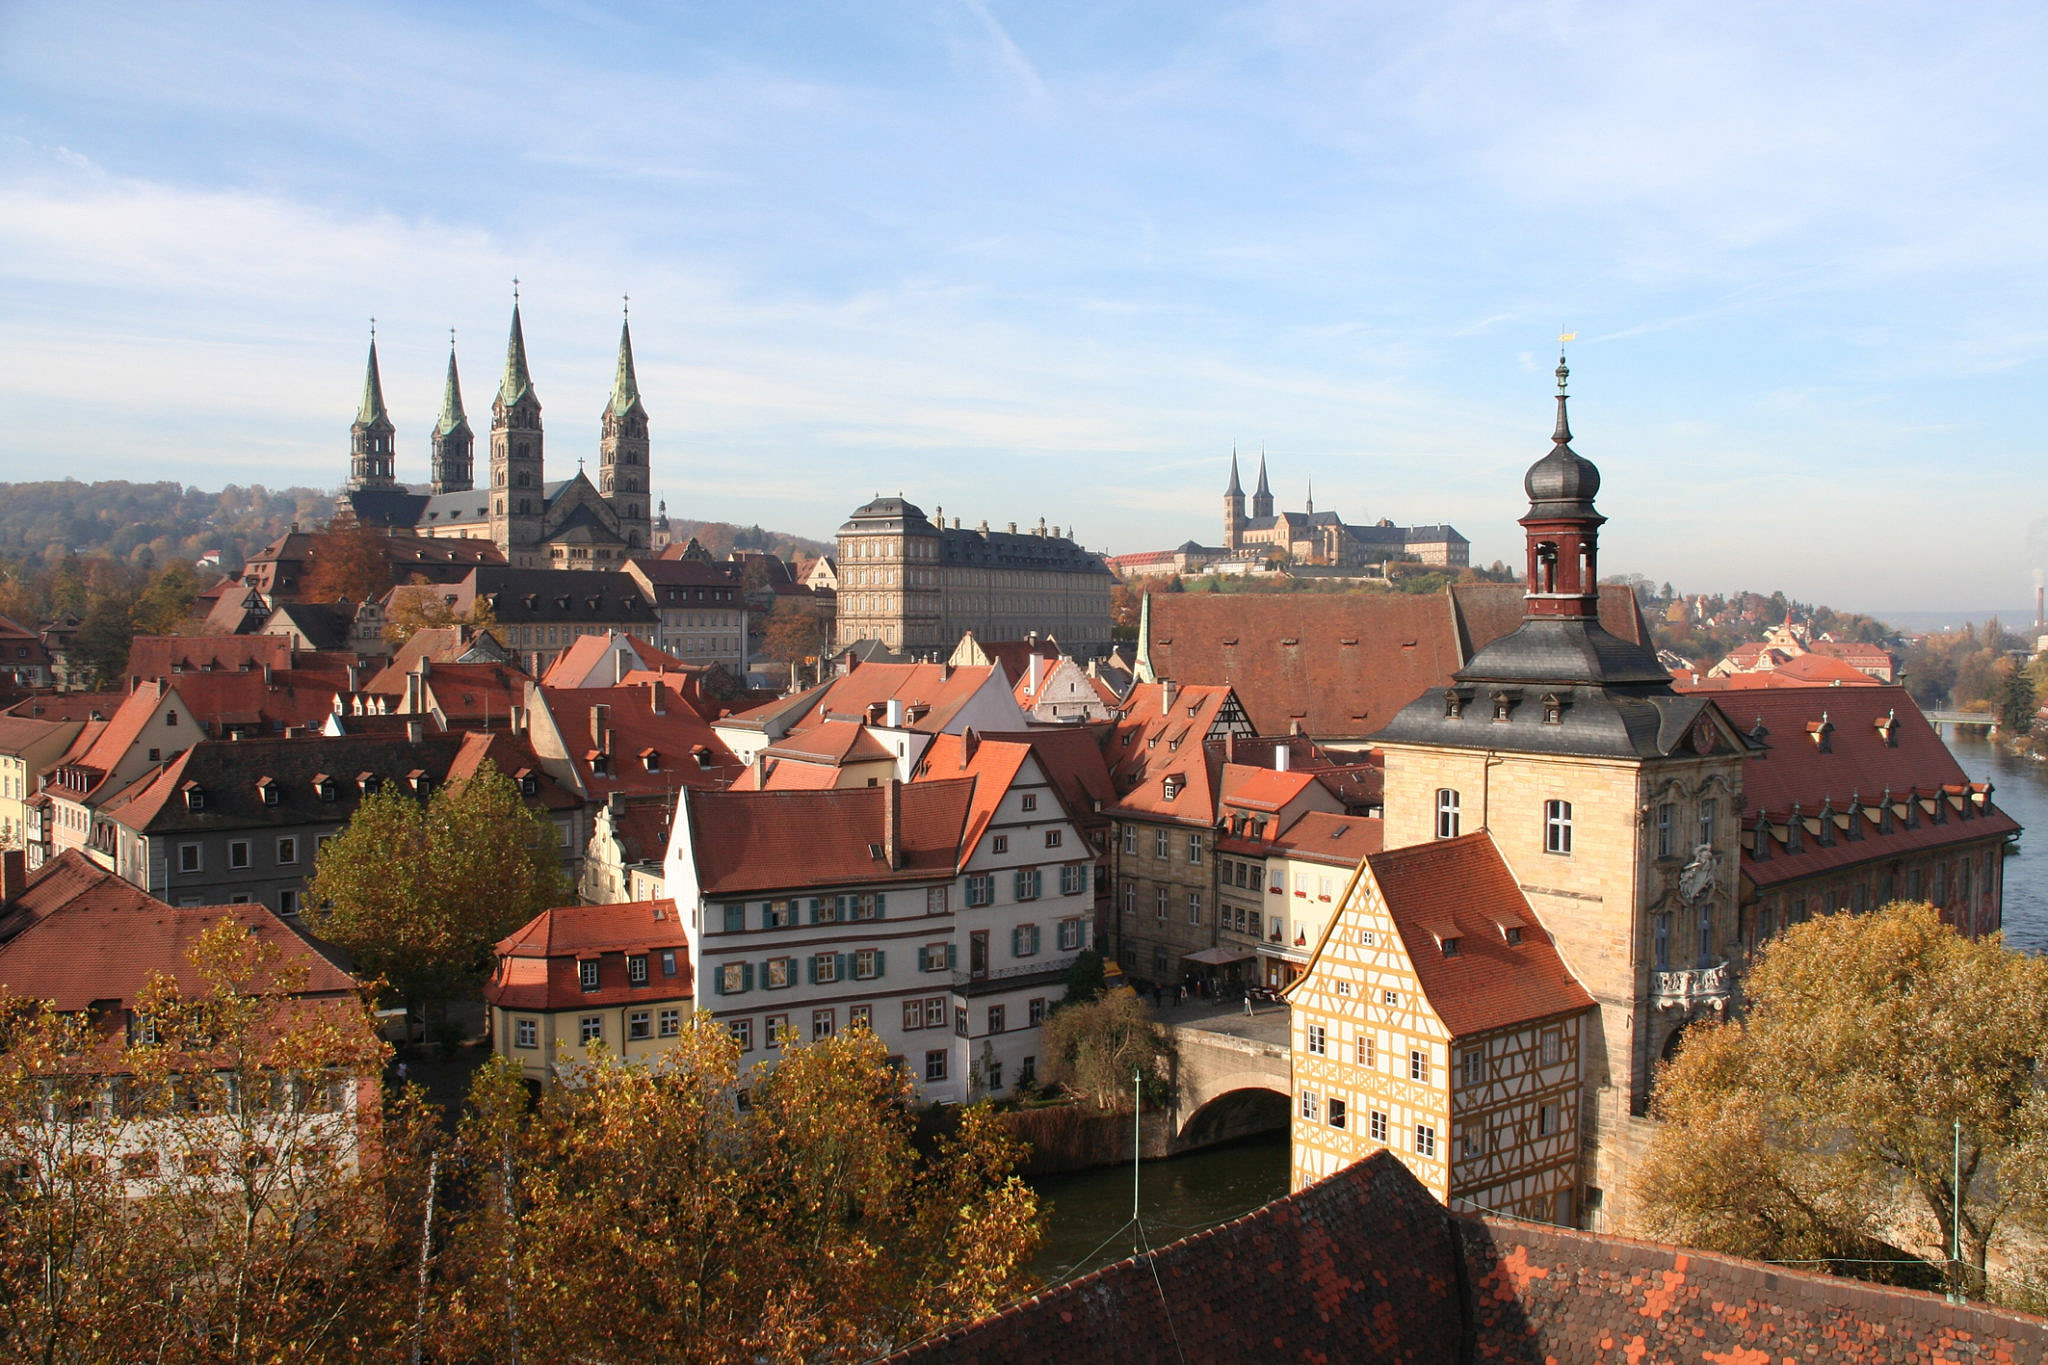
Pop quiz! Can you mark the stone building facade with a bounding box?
[833,498,1111,656]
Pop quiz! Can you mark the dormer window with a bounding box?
[589,751,611,777]
[1785,805,1803,853]
[1752,816,1771,860]
[256,777,279,806]
[579,960,599,992]
[1444,688,1466,720]
[1162,774,1183,801]
[1541,693,1564,725]
[1504,926,1523,946]
[409,770,431,795]
[516,769,539,797]
[1879,789,1895,834]
[313,773,337,803]
[357,772,380,795]
[1439,935,1459,957]
[1815,801,1835,846]
[1875,710,1898,747]
[181,783,205,812]
[640,748,660,773]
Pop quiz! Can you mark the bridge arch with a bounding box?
[1165,1022,1292,1153]
[1173,1084,1289,1152]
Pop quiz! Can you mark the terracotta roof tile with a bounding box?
[486,899,692,1010]
[685,780,973,896]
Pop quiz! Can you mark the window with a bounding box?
[1462,1128,1479,1159]
[1045,829,1062,848]
[277,889,299,915]
[628,1010,652,1041]
[1186,891,1202,925]
[1012,924,1042,957]
[1382,988,1398,1006]
[276,836,297,865]
[1544,800,1573,855]
[1657,803,1675,858]
[1369,1110,1388,1142]
[724,903,747,932]
[1699,798,1717,849]
[1462,1049,1482,1086]
[727,1018,751,1050]
[1060,864,1086,896]
[661,951,678,977]
[766,1015,790,1047]
[855,948,879,980]
[1188,834,1203,865]
[1654,913,1671,971]
[1409,1049,1429,1082]
[628,955,649,986]
[1021,793,1037,812]
[767,957,793,989]
[1155,887,1169,922]
[515,1018,538,1049]
[1698,905,1714,964]
[812,1009,835,1041]
[966,874,994,907]
[921,943,951,972]
[1305,1023,1326,1056]
[660,1008,680,1037]
[903,1000,924,1031]
[1357,1036,1375,1067]
[850,1004,871,1030]
[1014,868,1042,901]
[1328,1097,1347,1129]
[720,962,748,995]
[1435,789,1460,840]
[927,885,949,914]
[1154,830,1169,858]
[1123,826,1137,855]
[1537,1103,1556,1137]
[1299,1089,1319,1120]
[579,960,600,992]
[925,997,947,1028]
[925,1050,948,1082]
[992,835,1008,854]
[1020,1055,1037,1086]
[988,1005,1006,1033]
[1249,865,1264,892]
[178,843,202,874]
[1058,917,1084,951]
[813,953,840,985]
[1416,1124,1437,1157]
[580,1016,603,1046]
[1541,1029,1561,1066]
[1029,997,1047,1026]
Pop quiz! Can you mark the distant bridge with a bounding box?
[1164,1008,1291,1152]
[1925,710,2000,737]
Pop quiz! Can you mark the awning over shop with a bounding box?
[1183,946,1259,966]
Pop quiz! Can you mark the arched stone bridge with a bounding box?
[1163,1008,1292,1152]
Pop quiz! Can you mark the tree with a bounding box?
[759,596,830,674]
[129,560,202,635]
[0,920,435,1362]
[435,1022,1040,1361]
[1998,658,2036,733]
[1059,948,1106,1008]
[383,576,496,645]
[303,525,395,604]
[307,760,567,1023]
[1630,902,2048,1298]
[1042,990,1175,1111]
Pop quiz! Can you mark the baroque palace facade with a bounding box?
[335,301,654,569]
[834,497,1112,655]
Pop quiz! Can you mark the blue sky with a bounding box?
[1,1,2043,612]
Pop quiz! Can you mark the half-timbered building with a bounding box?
[1287,833,1594,1222]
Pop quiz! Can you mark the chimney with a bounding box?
[647,679,665,715]
[1274,743,1290,773]
[508,704,523,734]
[1224,731,1236,763]
[885,697,905,728]
[961,728,979,767]
[406,719,424,744]
[405,671,423,713]
[884,777,901,869]
[261,662,273,685]
[1027,652,1040,695]
[1161,679,1178,714]
[2037,583,2043,629]
[614,643,626,686]
[345,661,362,693]
[0,849,24,903]
[591,703,611,751]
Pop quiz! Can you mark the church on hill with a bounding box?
[334,301,666,570]
[1224,450,1469,569]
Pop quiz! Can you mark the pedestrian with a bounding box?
[1243,992,1253,1017]
[395,1060,408,1084]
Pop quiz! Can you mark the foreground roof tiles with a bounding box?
[684,780,974,896]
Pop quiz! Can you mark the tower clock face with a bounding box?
[1691,719,1716,755]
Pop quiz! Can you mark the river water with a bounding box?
[1027,732,2042,1278]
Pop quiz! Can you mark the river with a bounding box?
[1028,733,2042,1279]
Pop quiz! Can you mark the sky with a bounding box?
[1,1,2044,613]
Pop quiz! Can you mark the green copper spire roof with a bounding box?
[435,342,470,437]
[356,340,390,427]
[500,302,534,406]
[608,317,645,417]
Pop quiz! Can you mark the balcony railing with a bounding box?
[955,952,1081,989]
[1652,961,1732,1009]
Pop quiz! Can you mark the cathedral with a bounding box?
[1223,452,1468,569]
[335,302,660,569]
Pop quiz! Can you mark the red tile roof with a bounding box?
[952,725,1119,840]
[1143,582,1649,739]
[1723,686,1989,817]
[0,882,356,1013]
[534,683,744,799]
[448,731,581,811]
[1353,833,1595,1037]
[3,692,123,723]
[762,719,895,766]
[912,734,1032,862]
[1217,764,1321,813]
[683,780,974,896]
[1270,811,1383,866]
[538,632,691,689]
[0,848,160,943]
[486,899,691,1010]
[737,663,1012,737]
[1107,683,1244,824]
[1678,653,1877,689]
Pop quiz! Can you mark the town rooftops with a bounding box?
[538,631,690,689]
[529,681,743,798]
[682,779,975,896]
[1270,811,1383,866]
[0,848,161,944]
[96,733,468,835]
[1347,832,1595,1037]
[3,691,122,723]
[486,899,691,1011]
[733,662,1017,739]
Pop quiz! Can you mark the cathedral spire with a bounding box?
[435,336,469,438]
[609,313,645,417]
[357,337,388,426]
[1251,450,1273,519]
[500,298,534,407]
[1225,447,1244,497]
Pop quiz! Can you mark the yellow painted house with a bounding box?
[1286,832,1595,1224]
